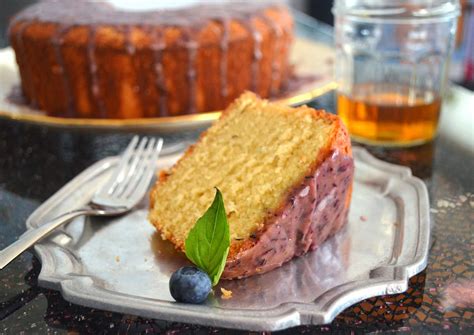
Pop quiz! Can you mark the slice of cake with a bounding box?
[149,92,354,279]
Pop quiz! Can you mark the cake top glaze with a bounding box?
[12,0,282,27]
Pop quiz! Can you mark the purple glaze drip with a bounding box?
[235,18,262,93]
[125,25,149,117]
[185,29,198,115]
[249,22,263,93]
[124,25,136,55]
[52,24,75,116]
[86,27,106,117]
[151,28,168,117]
[219,18,230,100]
[258,14,282,97]
[223,150,354,279]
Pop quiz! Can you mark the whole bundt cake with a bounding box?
[8,0,294,118]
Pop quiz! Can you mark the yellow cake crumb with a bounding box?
[220,288,233,299]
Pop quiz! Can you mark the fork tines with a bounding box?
[99,136,164,202]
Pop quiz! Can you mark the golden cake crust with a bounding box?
[9,2,293,118]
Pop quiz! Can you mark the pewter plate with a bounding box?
[27,147,429,331]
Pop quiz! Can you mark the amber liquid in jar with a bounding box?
[337,84,442,146]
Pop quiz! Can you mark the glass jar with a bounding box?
[333,0,460,146]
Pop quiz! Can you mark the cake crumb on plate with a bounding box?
[220,288,233,299]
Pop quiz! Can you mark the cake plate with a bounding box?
[25,147,430,331]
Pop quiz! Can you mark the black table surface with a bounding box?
[1,90,473,334]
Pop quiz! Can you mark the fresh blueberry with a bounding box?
[169,266,212,304]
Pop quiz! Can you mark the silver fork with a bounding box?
[0,136,163,270]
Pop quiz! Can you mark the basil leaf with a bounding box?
[185,188,230,286]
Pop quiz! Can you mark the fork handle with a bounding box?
[0,208,90,270]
